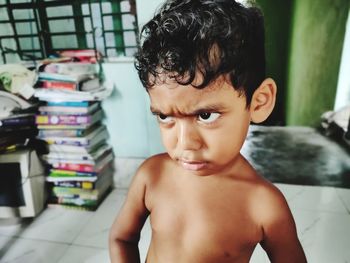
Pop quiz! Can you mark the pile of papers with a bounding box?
[0,64,41,154]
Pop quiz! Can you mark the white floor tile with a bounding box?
[72,189,126,248]
[335,187,350,213]
[250,244,270,263]
[287,185,348,213]
[0,235,68,263]
[292,209,350,263]
[274,183,306,202]
[11,207,94,243]
[0,218,33,238]
[56,245,109,263]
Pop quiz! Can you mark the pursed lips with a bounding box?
[177,158,208,171]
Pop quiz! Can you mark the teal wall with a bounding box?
[286,0,349,126]
[102,61,164,158]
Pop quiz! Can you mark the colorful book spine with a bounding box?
[42,126,106,146]
[52,180,96,190]
[40,80,77,90]
[43,62,97,76]
[36,112,98,125]
[38,129,88,137]
[47,101,90,107]
[38,72,80,82]
[38,103,99,115]
[48,197,98,210]
[52,187,101,200]
[49,169,96,177]
[37,124,93,130]
[44,138,90,147]
[52,162,95,173]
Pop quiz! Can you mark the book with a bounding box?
[48,197,99,210]
[49,169,97,178]
[42,62,97,76]
[41,125,108,146]
[37,123,97,130]
[48,162,112,178]
[44,143,111,163]
[38,76,100,92]
[58,49,101,63]
[51,172,112,200]
[37,124,98,137]
[34,81,114,102]
[38,71,95,83]
[47,101,92,107]
[35,109,103,125]
[47,137,107,154]
[51,151,114,173]
[51,180,96,189]
[48,167,113,190]
[44,148,112,166]
[52,162,97,173]
[39,101,100,115]
[38,80,78,91]
[48,188,112,210]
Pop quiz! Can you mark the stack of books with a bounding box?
[34,57,114,211]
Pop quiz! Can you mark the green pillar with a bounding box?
[256,0,294,125]
[286,0,349,126]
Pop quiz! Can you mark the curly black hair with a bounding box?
[135,0,266,105]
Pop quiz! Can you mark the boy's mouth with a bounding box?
[178,159,208,171]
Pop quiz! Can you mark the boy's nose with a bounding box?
[176,121,202,151]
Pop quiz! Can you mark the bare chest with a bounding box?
[147,187,262,262]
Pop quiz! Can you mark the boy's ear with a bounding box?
[249,78,277,123]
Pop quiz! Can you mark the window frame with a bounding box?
[0,0,139,63]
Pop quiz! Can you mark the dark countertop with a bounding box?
[241,126,350,188]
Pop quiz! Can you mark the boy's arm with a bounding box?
[258,185,307,263]
[109,165,150,263]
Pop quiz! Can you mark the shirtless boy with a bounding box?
[109,0,307,262]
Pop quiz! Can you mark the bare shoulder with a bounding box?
[250,177,292,225]
[136,153,172,183]
[249,177,307,262]
[138,153,170,172]
[136,153,174,207]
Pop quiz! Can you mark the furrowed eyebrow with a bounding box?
[150,104,225,116]
[191,104,224,115]
[150,106,161,115]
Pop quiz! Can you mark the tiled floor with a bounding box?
[1,161,350,262]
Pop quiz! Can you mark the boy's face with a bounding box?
[149,77,252,176]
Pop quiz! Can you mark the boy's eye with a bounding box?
[198,112,220,123]
[157,113,174,123]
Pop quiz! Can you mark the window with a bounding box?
[0,0,138,63]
